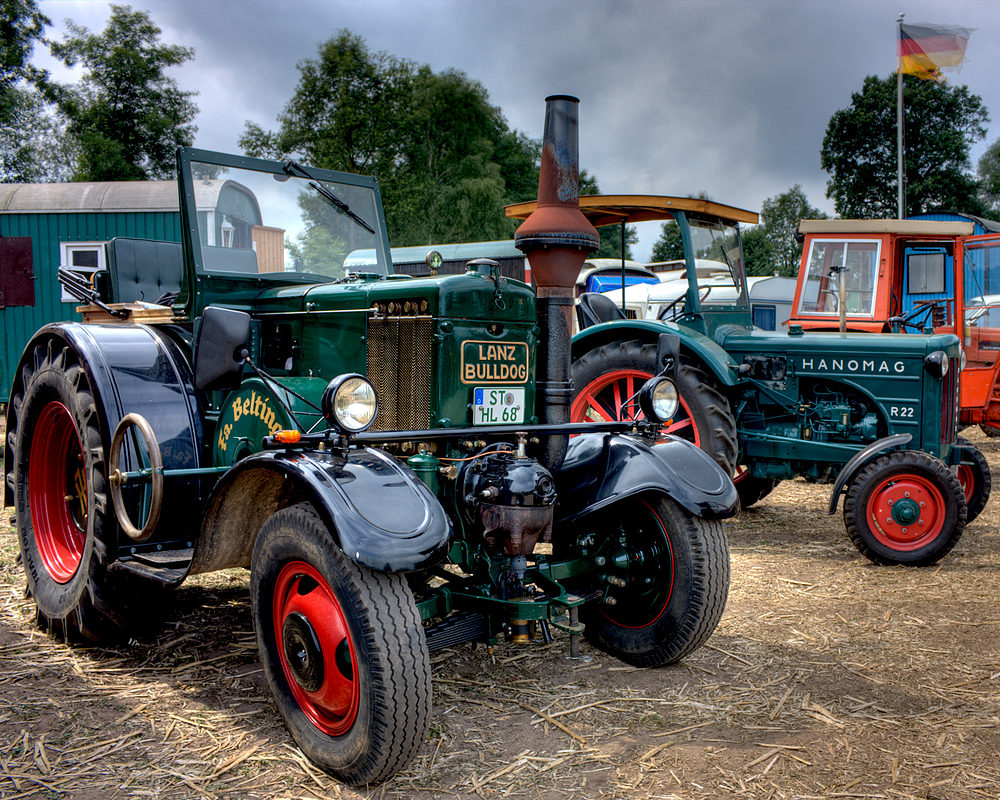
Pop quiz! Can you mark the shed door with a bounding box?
[0,237,34,308]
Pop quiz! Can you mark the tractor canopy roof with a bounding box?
[505,194,759,227]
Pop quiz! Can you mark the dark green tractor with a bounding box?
[4,98,736,785]
[506,195,990,567]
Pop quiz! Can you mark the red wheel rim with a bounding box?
[571,369,699,444]
[865,472,947,551]
[956,464,975,504]
[599,499,675,629]
[28,402,87,584]
[733,465,750,485]
[273,561,360,736]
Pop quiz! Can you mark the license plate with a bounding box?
[473,387,525,425]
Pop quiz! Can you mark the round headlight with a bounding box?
[322,374,379,434]
[924,350,949,379]
[638,377,680,423]
[425,249,443,273]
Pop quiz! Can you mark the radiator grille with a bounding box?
[940,357,959,445]
[367,316,434,431]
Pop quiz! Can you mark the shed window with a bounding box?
[59,242,106,302]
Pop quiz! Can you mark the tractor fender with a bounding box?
[827,433,914,514]
[554,432,738,523]
[4,323,205,538]
[192,446,452,575]
[571,319,739,388]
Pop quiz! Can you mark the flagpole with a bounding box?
[897,12,904,219]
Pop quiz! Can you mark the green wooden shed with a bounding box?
[0,181,185,403]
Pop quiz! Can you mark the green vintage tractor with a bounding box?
[507,195,989,567]
[4,98,736,785]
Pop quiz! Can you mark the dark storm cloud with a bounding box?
[38,0,1000,257]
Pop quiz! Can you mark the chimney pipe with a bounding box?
[514,95,600,471]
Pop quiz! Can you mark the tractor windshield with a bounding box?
[186,157,389,280]
[687,216,748,307]
[797,239,880,316]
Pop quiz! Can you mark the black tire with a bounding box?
[250,503,431,786]
[578,493,730,667]
[979,422,1000,438]
[10,340,137,640]
[843,450,966,566]
[956,437,991,523]
[733,466,779,510]
[571,340,737,474]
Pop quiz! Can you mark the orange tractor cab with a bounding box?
[788,214,1000,434]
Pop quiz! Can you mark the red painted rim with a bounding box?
[956,464,975,504]
[572,368,698,444]
[600,499,675,629]
[273,561,360,736]
[28,402,87,584]
[865,472,946,551]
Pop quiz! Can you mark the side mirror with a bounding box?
[194,306,251,392]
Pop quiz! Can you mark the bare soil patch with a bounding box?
[2,428,998,799]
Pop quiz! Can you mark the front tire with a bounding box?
[578,493,730,667]
[733,465,779,510]
[956,437,991,523]
[572,340,737,474]
[844,451,966,566]
[250,503,431,785]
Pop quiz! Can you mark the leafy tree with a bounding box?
[1,87,77,181]
[741,225,774,277]
[977,139,1000,220]
[580,171,636,260]
[0,0,50,181]
[46,4,198,181]
[241,30,539,246]
[821,73,988,218]
[650,222,684,263]
[756,185,827,276]
[1,0,48,119]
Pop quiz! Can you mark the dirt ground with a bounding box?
[1,429,998,800]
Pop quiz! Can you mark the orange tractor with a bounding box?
[787,214,1000,435]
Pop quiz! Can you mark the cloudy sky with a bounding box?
[35,0,1000,259]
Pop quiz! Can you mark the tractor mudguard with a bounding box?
[192,446,452,575]
[4,323,205,536]
[571,319,739,388]
[827,433,914,514]
[554,432,738,523]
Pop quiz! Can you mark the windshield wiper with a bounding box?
[283,160,376,235]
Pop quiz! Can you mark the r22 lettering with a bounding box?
[889,406,915,419]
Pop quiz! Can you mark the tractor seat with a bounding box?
[105,237,183,305]
[576,292,627,329]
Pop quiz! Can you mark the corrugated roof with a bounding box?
[0,180,227,213]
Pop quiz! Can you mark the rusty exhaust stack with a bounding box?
[515,95,600,471]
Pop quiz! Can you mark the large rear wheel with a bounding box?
[844,451,966,566]
[10,341,136,640]
[250,503,431,785]
[571,340,737,474]
[578,493,730,667]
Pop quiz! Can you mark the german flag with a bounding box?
[898,22,974,81]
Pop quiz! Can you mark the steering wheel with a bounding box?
[657,294,686,320]
[820,289,839,312]
[656,286,713,321]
